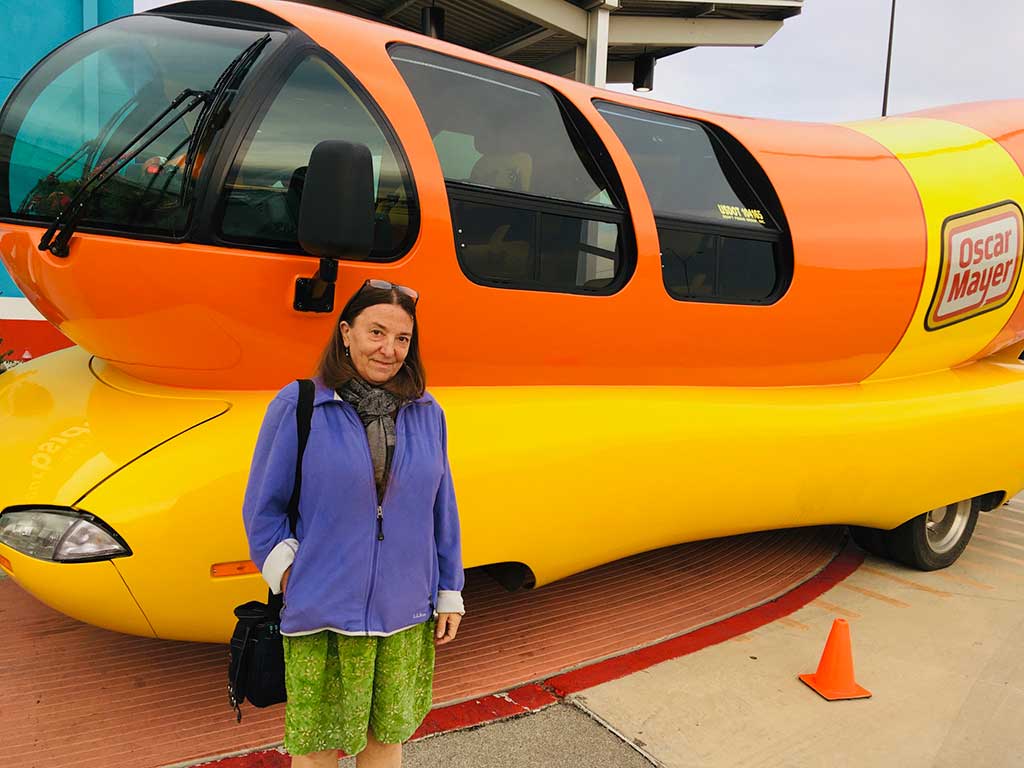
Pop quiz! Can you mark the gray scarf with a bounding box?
[337,377,406,502]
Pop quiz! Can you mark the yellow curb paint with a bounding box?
[976,519,1024,538]
[858,566,953,598]
[965,542,1024,567]
[778,617,811,631]
[809,599,862,619]
[934,570,994,591]
[838,583,912,608]
[974,532,1024,554]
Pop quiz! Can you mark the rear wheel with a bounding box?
[850,499,979,570]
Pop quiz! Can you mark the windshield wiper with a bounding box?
[37,87,209,257]
[179,33,272,205]
[38,33,272,257]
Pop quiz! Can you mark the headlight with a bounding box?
[0,506,131,562]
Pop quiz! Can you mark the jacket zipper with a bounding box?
[359,403,406,635]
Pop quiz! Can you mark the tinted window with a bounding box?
[595,102,771,230]
[0,15,284,234]
[219,56,415,259]
[390,46,613,207]
[719,236,777,302]
[454,199,620,292]
[660,229,718,298]
[660,227,776,302]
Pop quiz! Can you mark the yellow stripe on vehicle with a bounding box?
[848,117,1024,381]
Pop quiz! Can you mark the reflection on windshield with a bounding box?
[38,34,272,257]
[0,14,284,236]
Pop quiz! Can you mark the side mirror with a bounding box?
[297,140,375,260]
[294,140,375,313]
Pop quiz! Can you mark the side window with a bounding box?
[660,229,776,302]
[218,56,416,260]
[453,200,620,291]
[390,45,627,294]
[595,101,788,305]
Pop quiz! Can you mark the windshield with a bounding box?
[0,14,285,236]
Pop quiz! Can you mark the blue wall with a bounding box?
[0,0,132,303]
[0,0,133,107]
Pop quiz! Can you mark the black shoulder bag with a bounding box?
[228,378,315,723]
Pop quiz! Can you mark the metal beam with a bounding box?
[720,0,802,6]
[483,0,590,40]
[533,46,585,79]
[382,0,419,20]
[301,0,416,29]
[669,0,802,7]
[488,26,561,57]
[628,0,803,19]
[608,16,783,46]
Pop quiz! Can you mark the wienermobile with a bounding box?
[1,0,1022,643]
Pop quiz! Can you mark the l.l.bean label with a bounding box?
[927,201,1024,330]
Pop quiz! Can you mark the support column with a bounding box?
[82,0,98,28]
[584,6,611,87]
[574,44,587,82]
[82,0,100,139]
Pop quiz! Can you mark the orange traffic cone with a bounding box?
[798,618,871,701]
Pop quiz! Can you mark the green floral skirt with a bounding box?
[282,619,436,756]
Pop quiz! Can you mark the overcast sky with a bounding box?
[135,0,1024,122]
[608,0,1024,122]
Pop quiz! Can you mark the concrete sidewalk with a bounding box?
[371,509,1024,768]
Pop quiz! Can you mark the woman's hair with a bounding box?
[314,283,426,400]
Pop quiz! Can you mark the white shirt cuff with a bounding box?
[436,590,465,615]
[262,538,298,595]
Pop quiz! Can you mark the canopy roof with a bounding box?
[300,0,804,83]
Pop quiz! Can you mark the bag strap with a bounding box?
[228,622,254,723]
[285,379,315,537]
[266,379,315,610]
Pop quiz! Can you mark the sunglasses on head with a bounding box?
[361,278,419,304]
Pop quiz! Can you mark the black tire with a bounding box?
[850,499,979,571]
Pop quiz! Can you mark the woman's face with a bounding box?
[340,303,415,385]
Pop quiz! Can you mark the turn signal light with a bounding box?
[0,553,12,573]
[211,560,259,578]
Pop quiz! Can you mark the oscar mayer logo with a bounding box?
[927,201,1024,330]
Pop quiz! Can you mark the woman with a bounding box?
[242,279,464,768]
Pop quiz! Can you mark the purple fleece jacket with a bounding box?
[242,378,464,636]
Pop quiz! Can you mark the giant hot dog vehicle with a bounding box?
[1,0,1022,642]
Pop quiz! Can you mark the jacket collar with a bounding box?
[311,376,434,407]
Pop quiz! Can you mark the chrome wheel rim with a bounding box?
[925,500,972,554]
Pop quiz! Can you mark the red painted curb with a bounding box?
[0,319,73,359]
[192,536,864,767]
[546,539,864,696]
[411,683,560,740]
[193,751,291,768]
